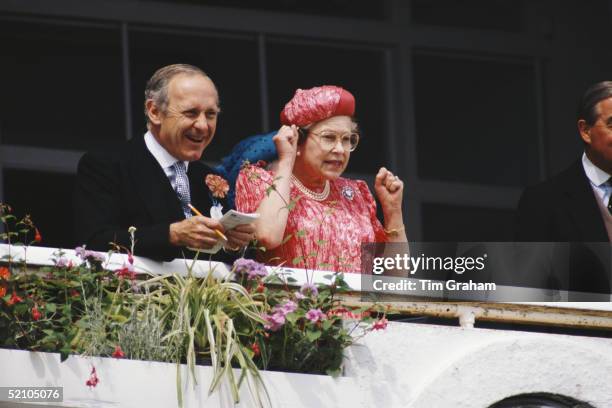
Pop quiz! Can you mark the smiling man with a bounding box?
[74,64,255,261]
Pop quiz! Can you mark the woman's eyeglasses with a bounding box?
[300,129,360,152]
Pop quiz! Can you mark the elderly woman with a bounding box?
[235,85,406,272]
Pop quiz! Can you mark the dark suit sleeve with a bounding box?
[515,185,554,242]
[74,152,175,261]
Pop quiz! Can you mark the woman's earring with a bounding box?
[297,150,301,156]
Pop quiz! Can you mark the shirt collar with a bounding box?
[582,152,610,187]
[144,131,189,170]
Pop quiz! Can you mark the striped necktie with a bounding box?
[172,161,192,218]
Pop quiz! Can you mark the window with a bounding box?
[0,20,124,151]
[3,169,76,249]
[413,51,540,187]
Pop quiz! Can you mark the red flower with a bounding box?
[31,305,42,321]
[205,174,229,199]
[0,267,10,280]
[115,265,136,280]
[251,342,260,357]
[34,228,42,243]
[7,291,23,306]
[0,286,6,298]
[372,317,388,331]
[86,366,99,388]
[112,345,125,358]
[256,282,265,293]
[70,289,80,298]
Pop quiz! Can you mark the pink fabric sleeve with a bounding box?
[235,165,275,214]
[356,180,388,243]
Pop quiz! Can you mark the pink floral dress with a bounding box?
[236,165,387,273]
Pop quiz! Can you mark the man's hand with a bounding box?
[224,223,256,251]
[169,216,225,249]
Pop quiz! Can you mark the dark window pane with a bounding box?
[3,169,75,249]
[267,41,387,173]
[129,29,261,160]
[137,0,387,20]
[413,52,539,187]
[422,203,514,241]
[0,20,124,151]
[411,0,524,32]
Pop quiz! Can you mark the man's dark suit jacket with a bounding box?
[74,135,229,262]
[515,160,611,297]
[516,160,608,242]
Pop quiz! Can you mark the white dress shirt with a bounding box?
[582,152,612,206]
[144,131,189,191]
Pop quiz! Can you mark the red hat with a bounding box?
[280,85,355,127]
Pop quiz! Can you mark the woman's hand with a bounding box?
[273,125,299,165]
[374,167,404,216]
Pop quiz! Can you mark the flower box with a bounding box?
[0,348,357,408]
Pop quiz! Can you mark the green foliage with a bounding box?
[239,270,382,376]
[145,269,270,406]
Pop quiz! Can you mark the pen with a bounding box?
[188,204,228,242]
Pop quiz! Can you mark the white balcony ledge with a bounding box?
[2,244,612,407]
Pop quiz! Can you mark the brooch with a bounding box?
[341,186,354,201]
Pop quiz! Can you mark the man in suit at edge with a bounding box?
[515,81,612,297]
[74,64,255,261]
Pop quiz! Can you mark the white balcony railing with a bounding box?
[2,244,612,407]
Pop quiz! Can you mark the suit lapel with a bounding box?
[561,161,608,242]
[126,136,184,223]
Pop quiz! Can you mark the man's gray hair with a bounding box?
[144,64,212,123]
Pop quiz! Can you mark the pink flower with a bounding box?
[263,312,286,331]
[294,291,306,300]
[305,308,326,323]
[277,300,297,314]
[55,257,72,269]
[75,246,105,263]
[205,174,230,198]
[372,317,388,331]
[112,345,125,358]
[233,258,268,280]
[300,282,318,297]
[86,366,99,388]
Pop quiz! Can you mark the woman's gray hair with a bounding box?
[143,64,212,123]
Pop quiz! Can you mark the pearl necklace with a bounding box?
[291,174,330,201]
